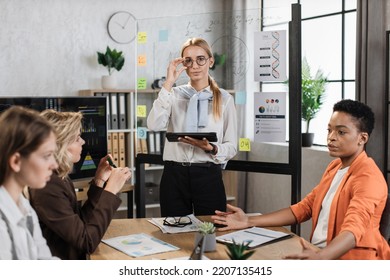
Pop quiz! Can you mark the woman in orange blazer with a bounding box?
[213,99,390,260]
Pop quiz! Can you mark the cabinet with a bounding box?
[79,89,237,218]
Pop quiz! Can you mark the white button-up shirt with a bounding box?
[147,85,237,165]
[0,186,57,260]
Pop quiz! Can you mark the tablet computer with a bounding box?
[166,132,217,142]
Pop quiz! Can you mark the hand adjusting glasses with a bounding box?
[163,216,192,227]
[182,56,210,67]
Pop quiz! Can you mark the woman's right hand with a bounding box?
[163,57,187,91]
[104,167,132,195]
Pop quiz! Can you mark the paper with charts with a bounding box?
[216,227,292,248]
[102,233,179,257]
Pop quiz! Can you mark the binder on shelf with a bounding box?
[118,93,127,129]
[118,132,126,168]
[135,131,142,155]
[160,131,166,153]
[136,138,143,154]
[110,93,118,130]
[107,132,112,155]
[140,138,150,167]
[141,138,148,154]
[147,131,155,154]
[111,132,119,167]
[155,131,161,154]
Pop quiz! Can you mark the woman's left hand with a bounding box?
[179,136,212,152]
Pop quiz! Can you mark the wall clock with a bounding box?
[107,11,136,44]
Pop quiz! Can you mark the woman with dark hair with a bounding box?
[0,106,58,259]
[213,99,390,260]
[147,38,237,217]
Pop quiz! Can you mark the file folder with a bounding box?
[118,93,127,129]
[107,132,112,155]
[101,93,111,130]
[147,131,155,153]
[155,131,161,154]
[118,132,126,167]
[110,93,118,129]
[111,132,119,167]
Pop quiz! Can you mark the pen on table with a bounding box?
[244,230,274,239]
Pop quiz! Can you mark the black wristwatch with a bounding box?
[205,143,218,155]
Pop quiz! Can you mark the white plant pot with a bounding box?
[101,75,117,89]
[195,232,216,252]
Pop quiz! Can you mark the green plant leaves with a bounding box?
[301,57,328,132]
[97,46,125,75]
[225,239,255,260]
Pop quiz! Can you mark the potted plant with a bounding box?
[225,240,254,260]
[301,57,328,147]
[195,222,216,252]
[97,46,125,89]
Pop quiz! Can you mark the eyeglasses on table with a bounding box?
[163,216,193,227]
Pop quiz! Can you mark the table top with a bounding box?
[90,217,309,260]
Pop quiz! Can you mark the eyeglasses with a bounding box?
[163,216,192,227]
[182,56,210,67]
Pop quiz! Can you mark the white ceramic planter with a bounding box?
[101,75,117,89]
[195,232,216,252]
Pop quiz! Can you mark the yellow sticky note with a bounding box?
[138,32,147,44]
[137,78,147,89]
[137,105,147,118]
[137,54,146,66]
[239,138,251,151]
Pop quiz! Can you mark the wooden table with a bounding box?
[90,217,310,260]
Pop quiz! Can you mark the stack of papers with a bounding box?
[216,227,292,248]
[148,214,203,234]
[102,233,179,257]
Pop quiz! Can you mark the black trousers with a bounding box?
[159,162,227,217]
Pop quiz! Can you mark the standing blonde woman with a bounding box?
[29,110,131,259]
[147,38,237,217]
[0,106,58,259]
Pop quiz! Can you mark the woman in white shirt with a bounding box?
[0,106,58,260]
[147,37,237,217]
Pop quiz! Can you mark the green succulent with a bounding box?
[97,46,125,75]
[198,222,216,235]
[226,240,255,260]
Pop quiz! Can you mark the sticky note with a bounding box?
[235,91,246,105]
[137,127,147,139]
[159,30,168,42]
[239,138,251,151]
[137,78,147,89]
[137,32,147,44]
[138,54,146,66]
[137,105,147,118]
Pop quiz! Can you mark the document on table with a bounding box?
[216,227,292,248]
[102,233,179,257]
[148,214,203,234]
